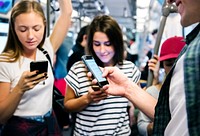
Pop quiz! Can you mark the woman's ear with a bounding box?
[82,35,88,47]
[83,34,87,40]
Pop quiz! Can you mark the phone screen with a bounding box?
[86,59,106,82]
[82,55,108,87]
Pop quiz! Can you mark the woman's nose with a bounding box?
[27,29,34,40]
[100,45,106,53]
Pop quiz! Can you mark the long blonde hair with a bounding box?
[0,0,46,62]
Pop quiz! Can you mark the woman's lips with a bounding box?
[27,41,36,46]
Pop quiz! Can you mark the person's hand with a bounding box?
[87,86,107,103]
[15,71,48,94]
[148,55,160,84]
[93,66,131,96]
[148,55,159,72]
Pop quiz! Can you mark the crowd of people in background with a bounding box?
[0,0,200,136]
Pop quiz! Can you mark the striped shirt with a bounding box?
[65,60,141,136]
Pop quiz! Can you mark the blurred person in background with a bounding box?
[66,25,89,72]
[140,29,158,88]
[126,37,139,65]
[137,36,185,136]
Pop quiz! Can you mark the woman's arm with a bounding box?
[64,86,90,112]
[0,71,47,124]
[49,0,72,53]
[0,82,23,124]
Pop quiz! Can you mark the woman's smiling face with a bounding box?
[93,32,115,66]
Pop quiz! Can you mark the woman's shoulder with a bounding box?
[116,60,141,83]
[0,51,15,62]
[73,60,85,68]
[0,55,16,65]
[0,60,10,66]
[122,60,135,65]
[0,59,18,77]
[43,38,54,56]
[68,60,86,73]
[118,60,139,69]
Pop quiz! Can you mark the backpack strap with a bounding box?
[39,48,54,74]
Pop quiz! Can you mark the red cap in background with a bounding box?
[159,36,186,61]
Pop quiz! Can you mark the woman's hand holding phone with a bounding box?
[15,71,48,94]
[87,85,108,103]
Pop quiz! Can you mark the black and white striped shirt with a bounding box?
[65,60,141,136]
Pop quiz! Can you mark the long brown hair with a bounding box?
[0,0,46,62]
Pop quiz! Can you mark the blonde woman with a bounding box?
[0,0,72,135]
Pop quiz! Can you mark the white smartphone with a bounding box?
[81,55,108,88]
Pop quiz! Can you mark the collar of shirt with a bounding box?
[186,23,200,45]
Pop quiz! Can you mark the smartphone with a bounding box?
[92,85,101,91]
[81,55,108,88]
[30,60,48,74]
